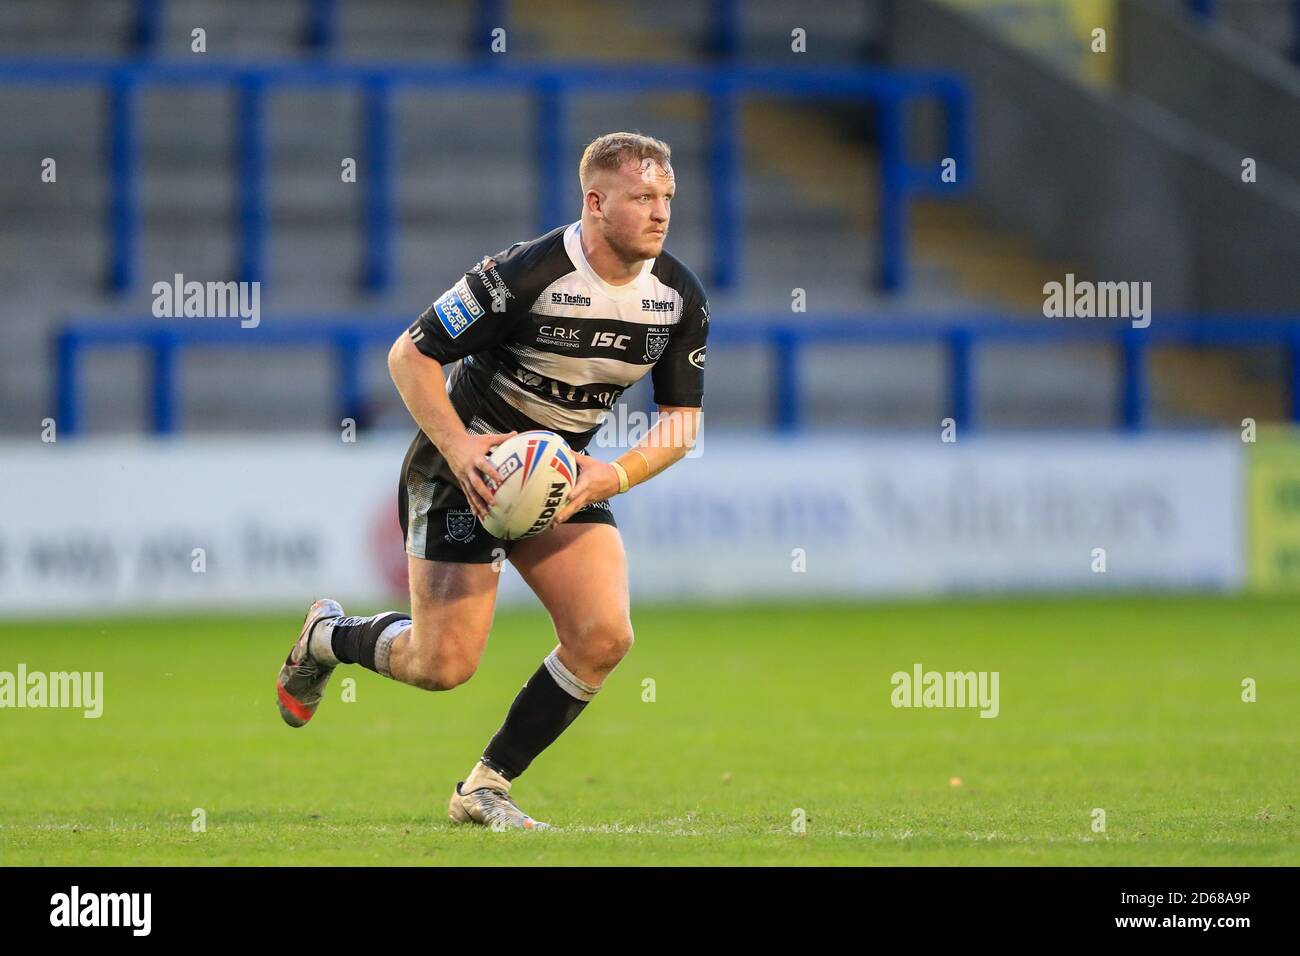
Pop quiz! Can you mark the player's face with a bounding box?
[601,158,675,262]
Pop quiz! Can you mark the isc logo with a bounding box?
[592,331,630,350]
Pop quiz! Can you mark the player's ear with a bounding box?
[585,188,605,220]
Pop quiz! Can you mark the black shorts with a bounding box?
[398,444,617,564]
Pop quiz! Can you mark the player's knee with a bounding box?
[406,654,477,691]
[574,618,634,672]
[614,622,635,661]
[404,626,482,691]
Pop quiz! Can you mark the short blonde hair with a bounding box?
[579,132,672,190]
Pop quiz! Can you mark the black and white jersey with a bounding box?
[403,221,709,481]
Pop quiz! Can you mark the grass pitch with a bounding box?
[2,595,1297,865]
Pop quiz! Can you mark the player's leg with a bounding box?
[504,516,632,688]
[275,556,499,725]
[448,507,631,828]
[275,452,504,725]
[382,554,500,689]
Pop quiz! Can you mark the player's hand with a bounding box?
[445,431,517,520]
[551,454,620,526]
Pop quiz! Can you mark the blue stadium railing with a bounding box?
[54,315,1300,436]
[0,58,969,297]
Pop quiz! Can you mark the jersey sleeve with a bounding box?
[407,251,526,364]
[651,293,709,407]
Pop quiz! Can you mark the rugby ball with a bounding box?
[481,430,577,540]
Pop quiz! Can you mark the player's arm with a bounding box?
[553,287,708,525]
[389,263,525,518]
[387,333,512,519]
[553,405,701,524]
[614,403,702,487]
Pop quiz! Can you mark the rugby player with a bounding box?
[274,133,708,829]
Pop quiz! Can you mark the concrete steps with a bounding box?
[2,0,1261,436]
[0,0,133,56]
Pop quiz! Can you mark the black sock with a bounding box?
[482,654,598,780]
[330,612,410,673]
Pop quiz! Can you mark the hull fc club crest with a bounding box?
[445,508,477,542]
[645,331,670,362]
